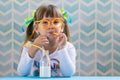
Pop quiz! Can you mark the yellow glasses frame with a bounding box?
[35,18,64,30]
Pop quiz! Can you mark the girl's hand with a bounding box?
[28,35,49,58]
[56,33,67,50]
[33,35,49,47]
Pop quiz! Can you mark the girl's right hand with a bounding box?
[33,35,49,47]
[28,35,49,58]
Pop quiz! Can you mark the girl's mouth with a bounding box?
[48,31,59,36]
[49,32,53,34]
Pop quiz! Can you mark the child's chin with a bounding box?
[47,35,56,40]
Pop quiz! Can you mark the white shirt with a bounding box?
[17,41,76,77]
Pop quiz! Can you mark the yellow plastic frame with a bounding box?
[35,18,64,30]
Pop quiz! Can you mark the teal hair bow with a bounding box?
[22,10,35,32]
[61,8,72,24]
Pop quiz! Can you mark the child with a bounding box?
[17,4,76,77]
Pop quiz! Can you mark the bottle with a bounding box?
[39,50,51,78]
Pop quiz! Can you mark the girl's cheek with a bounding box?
[56,30,61,34]
[40,30,46,35]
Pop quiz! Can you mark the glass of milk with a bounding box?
[39,50,51,78]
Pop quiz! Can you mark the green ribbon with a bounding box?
[21,10,35,32]
[24,10,35,27]
[61,8,72,24]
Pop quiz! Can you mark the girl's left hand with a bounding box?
[56,33,67,50]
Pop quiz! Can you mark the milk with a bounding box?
[39,50,51,78]
[40,66,51,77]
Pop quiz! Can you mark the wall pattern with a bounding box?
[0,0,120,76]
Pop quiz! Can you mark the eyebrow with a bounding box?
[42,18,53,21]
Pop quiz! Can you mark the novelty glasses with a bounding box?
[35,18,64,30]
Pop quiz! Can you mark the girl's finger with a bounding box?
[41,39,49,44]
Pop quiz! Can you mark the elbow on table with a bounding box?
[63,66,76,77]
[17,67,29,76]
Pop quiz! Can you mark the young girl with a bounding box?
[17,4,76,77]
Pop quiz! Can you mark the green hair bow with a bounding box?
[61,8,72,24]
[22,10,35,32]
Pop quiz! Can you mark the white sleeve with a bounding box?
[17,46,34,76]
[58,43,76,76]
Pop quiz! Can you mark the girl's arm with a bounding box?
[17,46,37,76]
[58,42,76,76]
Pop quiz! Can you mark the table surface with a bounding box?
[0,76,120,80]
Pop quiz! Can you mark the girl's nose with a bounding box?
[49,24,55,29]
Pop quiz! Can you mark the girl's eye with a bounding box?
[53,20,59,24]
[42,21,48,25]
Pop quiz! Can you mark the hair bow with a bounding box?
[22,10,35,32]
[61,8,72,24]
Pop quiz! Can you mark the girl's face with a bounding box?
[35,17,64,39]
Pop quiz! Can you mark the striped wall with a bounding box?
[0,0,120,76]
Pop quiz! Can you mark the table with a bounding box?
[0,76,120,80]
[0,76,78,80]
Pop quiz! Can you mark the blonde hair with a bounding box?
[23,4,70,45]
